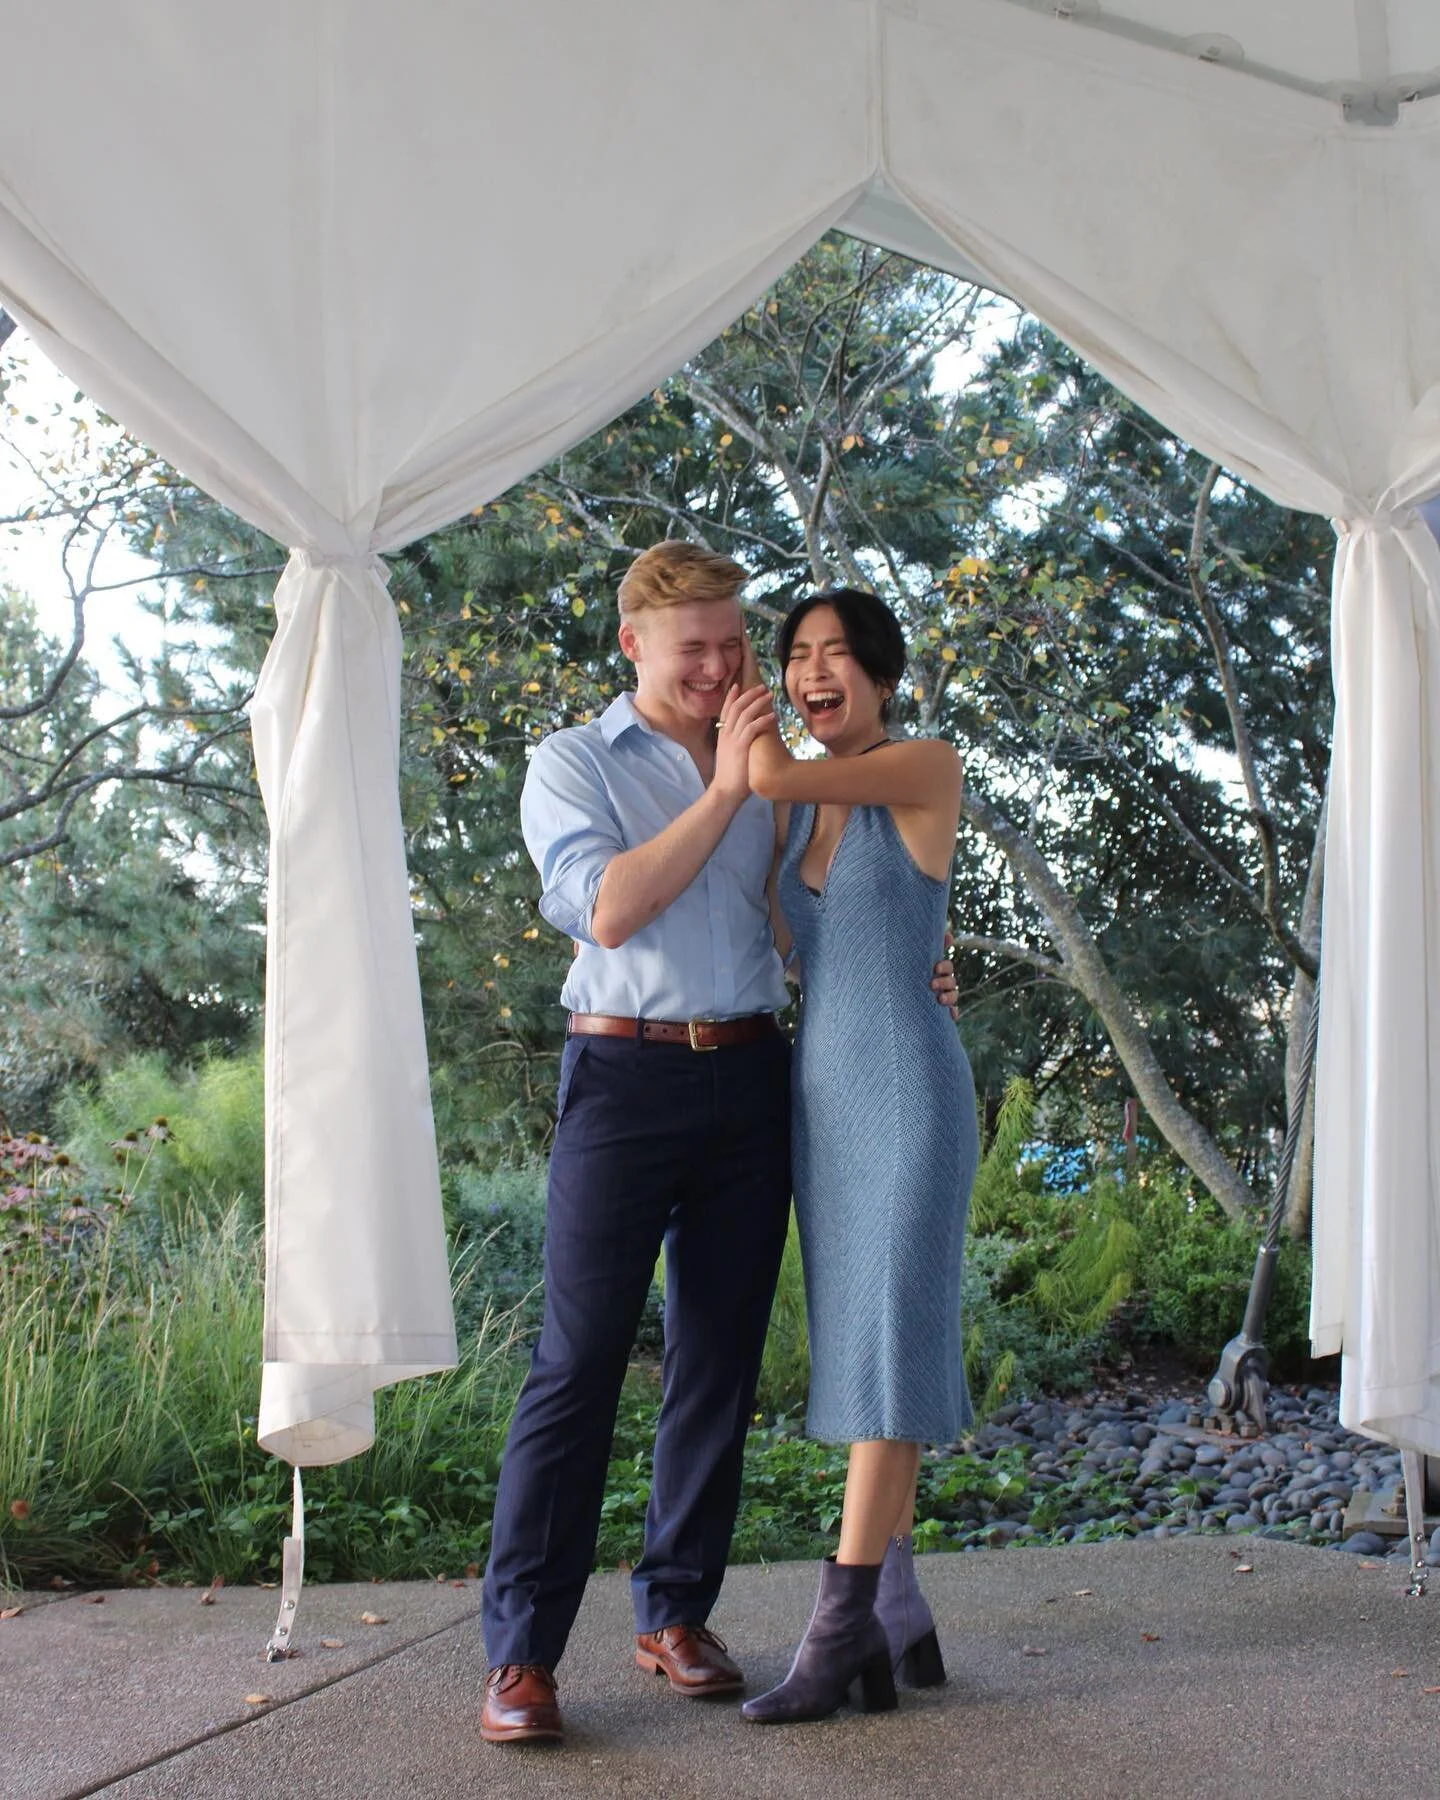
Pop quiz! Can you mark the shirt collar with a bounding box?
[599,691,654,745]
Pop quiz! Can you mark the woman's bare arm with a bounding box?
[748,729,962,810]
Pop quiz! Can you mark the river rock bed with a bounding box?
[934,1383,1433,1562]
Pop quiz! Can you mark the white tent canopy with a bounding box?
[3,0,1438,1462]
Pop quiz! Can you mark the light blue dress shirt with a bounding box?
[520,692,788,1021]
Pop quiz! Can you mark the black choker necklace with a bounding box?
[858,736,892,755]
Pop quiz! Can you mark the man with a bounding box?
[481,542,957,1744]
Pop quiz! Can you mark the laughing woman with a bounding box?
[739,589,977,1726]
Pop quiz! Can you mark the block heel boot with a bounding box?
[876,1533,946,1687]
[741,1556,897,1724]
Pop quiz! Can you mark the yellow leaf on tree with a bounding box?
[992,438,1011,454]
[940,646,958,662]
[523,681,541,694]
[718,432,733,448]
[545,506,563,524]
[957,556,982,577]
[571,597,586,617]
[522,927,540,941]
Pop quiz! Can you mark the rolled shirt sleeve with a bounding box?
[520,735,622,946]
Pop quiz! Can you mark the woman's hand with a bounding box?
[712,680,775,805]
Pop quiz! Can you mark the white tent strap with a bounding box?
[263,1466,306,1662]
[1332,506,1421,534]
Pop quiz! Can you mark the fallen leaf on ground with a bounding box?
[1422,1685,1440,1694]
[1233,1564,1254,1575]
[1073,1588,1094,1597]
[84,1594,105,1605]
[450,1580,466,1589]
[1392,1669,1410,1678]
[1140,1633,1161,1643]
[1360,1561,1380,1569]
[243,1695,271,1706]
[464,1564,480,1580]
[1,1605,24,1620]
[359,1611,388,1626]
[1022,1645,1048,1656]
[319,1638,345,1649]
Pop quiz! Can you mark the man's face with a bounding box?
[620,599,746,724]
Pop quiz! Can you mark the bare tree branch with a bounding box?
[949,930,1063,977]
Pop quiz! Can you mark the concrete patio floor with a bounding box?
[2,1536,1437,1799]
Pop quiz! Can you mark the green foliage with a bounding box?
[0,1167,526,1588]
[445,1159,551,1340]
[57,1048,264,1224]
[1133,1196,1312,1373]
[754,1210,810,1419]
[962,1235,1101,1416]
[969,1075,1039,1233]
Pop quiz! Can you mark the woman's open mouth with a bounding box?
[804,689,844,717]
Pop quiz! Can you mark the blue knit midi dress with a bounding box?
[778,801,978,1444]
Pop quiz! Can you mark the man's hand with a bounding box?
[932,928,960,1021]
[712,680,775,805]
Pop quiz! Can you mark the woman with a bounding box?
[738,589,978,1725]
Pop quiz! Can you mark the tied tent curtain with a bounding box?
[0,0,874,1462]
[1,0,1439,1462]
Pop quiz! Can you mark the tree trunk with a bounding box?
[1282,791,1327,1239]
[962,786,1258,1222]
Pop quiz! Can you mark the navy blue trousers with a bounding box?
[482,1029,791,1670]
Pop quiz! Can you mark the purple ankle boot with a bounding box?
[875,1533,946,1687]
[741,1557,897,1724]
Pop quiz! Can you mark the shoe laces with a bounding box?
[489,1662,557,1695]
[661,1624,730,1653]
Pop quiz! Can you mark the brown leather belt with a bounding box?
[566,1012,780,1052]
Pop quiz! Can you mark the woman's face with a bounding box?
[783,604,889,753]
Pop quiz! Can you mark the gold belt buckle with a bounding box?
[687,1017,719,1052]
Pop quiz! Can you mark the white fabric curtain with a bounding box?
[0,0,874,1463]
[876,0,1440,1451]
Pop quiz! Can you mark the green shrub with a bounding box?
[57,1049,264,1224]
[962,1234,1101,1416]
[1131,1191,1312,1373]
[0,1181,528,1589]
[754,1210,810,1419]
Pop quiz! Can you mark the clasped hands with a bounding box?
[710,635,780,803]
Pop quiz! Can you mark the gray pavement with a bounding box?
[3,1538,1438,1799]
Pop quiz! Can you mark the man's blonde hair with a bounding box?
[617,541,746,617]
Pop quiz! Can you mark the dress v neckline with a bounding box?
[799,803,855,900]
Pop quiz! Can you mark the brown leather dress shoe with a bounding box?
[635,1624,745,1696]
[481,1663,562,1743]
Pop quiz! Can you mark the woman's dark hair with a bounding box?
[777,588,907,722]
